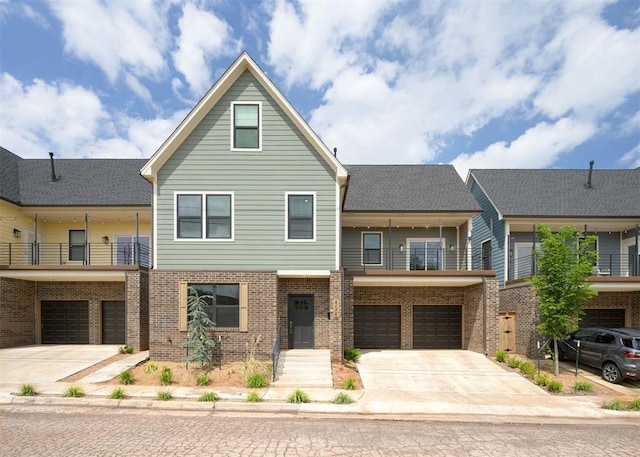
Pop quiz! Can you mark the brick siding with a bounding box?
[0,278,36,347]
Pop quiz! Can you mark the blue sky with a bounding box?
[1,0,638,177]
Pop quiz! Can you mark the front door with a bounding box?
[288,295,314,349]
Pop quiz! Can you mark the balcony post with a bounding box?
[635,224,639,276]
[8,242,11,265]
[33,212,38,265]
[84,213,88,265]
[136,212,140,266]
[387,218,391,271]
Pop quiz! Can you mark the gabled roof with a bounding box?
[468,168,640,218]
[343,165,482,212]
[140,51,347,182]
[0,147,150,206]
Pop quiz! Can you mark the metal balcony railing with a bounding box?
[0,242,151,268]
[341,247,486,272]
[509,253,640,281]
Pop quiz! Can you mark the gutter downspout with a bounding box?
[482,276,487,356]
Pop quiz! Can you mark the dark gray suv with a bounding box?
[557,327,640,383]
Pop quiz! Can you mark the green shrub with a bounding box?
[144,362,158,374]
[344,348,361,363]
[518,361,536,379]
[573,381,594,393]
[245,372,267,388]
[159,367,173,386]
[333,393,353,405]
[507,356,521,369]
[118,345,133,354]
[535,373,551,387]
[18,383,37,396]
[287,389,310,404]
[198,391,219,402]
[341,377,356,390]
[246,391,262,402]
[495,351,508,363]
[157,390,173,401]
[602,399,624,410]
[109,387,126,399]
[196,373,210,386]
[119,370,134,385]
[62,386,84,398]
[546,379,563,393]
[629,398,640,411]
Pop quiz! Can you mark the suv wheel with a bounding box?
[602,362,623,384]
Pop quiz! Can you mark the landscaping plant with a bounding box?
[629,398,640,411]
[531,224,598,376]
[344,348,361,363]
[109,387,126,399]
[573,381,594,393]
[62,386,84,398]
[181,286,217,369]
[157,390,173,401]
[333,393,353,405]
[198,391,220,402]
[495,351,508,363]
[159,366,173,386]
[287,389,310,404]
[144,362,158,374]
[119,370,135,385]
[341,378,356,390]
[602,399,624,410]
[545,379,564,393]
[245,372,267,388]
[246,391,262,402]
[196,373,210,386]
[18,383,37,396]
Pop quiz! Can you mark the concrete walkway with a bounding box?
[1,348,639,423]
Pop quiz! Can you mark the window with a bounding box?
[175,192,233,240]
[481,239,492,270]
[407,238,443,270]
[178,282,248,332]
[286,193,315,241]
[69,229,85,261]
[189,284,240,328]
[232,102,261,150]
[362,232,382,265]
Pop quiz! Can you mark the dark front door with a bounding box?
[288,295,314,349]
[41,301,89,344]
[102,301,126,344]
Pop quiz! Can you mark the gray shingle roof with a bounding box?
[0,147,21,204]
[344,165,482,212]
[470,168,640,218]
[0,148,150,206]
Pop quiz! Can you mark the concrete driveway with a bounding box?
[0,345,120,384]
[355,350,576,416]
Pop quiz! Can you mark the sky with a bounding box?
[0,0,639,178]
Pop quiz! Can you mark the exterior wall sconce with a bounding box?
[13,228,21,238]
[399,244,404,252]
[102,236,109,244]
[449,243,455,251]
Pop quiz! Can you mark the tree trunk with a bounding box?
[553,338,560,377]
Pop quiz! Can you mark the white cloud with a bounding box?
[620,143,640,168]
[451,117,597,178]
[172,2,240,96]
[46,0,171,83]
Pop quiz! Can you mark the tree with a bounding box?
[181,287,217,369]
[531,224,598,376]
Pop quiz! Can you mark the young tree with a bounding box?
[531,224,598,376]
[181,287,217,369]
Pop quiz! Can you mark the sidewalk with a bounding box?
[1,352,639,423]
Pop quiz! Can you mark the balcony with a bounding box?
[0,242,151,268]
[509,253,640,281]
[342,247,488,272]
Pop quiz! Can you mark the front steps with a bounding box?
[272,349,333,388]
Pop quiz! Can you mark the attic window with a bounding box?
[232,102,261,150]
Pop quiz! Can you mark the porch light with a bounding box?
[399,244,404,252]
[449,243,455,251]
[102,236,109,244]
[13,228,21,238]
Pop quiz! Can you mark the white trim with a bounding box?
[230,101,262,152]
[361,231,384,266]
[152,181,158,268]
[335,181,340,270]
[467,172,504,220]
[173,191,235,242]
[352,275,484,287]
[503,221,510,283]
[285,191,316,242]
[277,270,331,278]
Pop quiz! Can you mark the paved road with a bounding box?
[0,406,637,456]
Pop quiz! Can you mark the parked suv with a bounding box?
[556,327,640,383]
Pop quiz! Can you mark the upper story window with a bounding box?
[362,232,382,265]
[232,102,261,150]
[286,192,315,241]
[176,192,234,241]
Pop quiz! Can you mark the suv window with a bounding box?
[622,338,640,349]
[595,332,615,344]
[573,330,596,341]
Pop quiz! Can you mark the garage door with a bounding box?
[102,301,125,344]
[581,309,625,328]
[413,305,462,349]
[41,301,89,344]
[354,305,401,349]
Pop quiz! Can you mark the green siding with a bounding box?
[470,182,505,286]
[156,71,337,269]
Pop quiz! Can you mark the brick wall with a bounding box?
[0,278,36,347]
[149,271,278,362]
[126,270,150,351]
[464,279,499,354]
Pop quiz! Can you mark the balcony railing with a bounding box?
[0,242,151,268]
[342,247,487,272]
[509,253,640,281]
